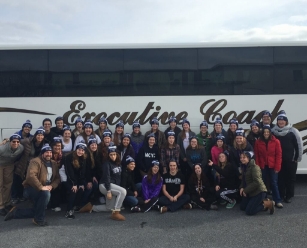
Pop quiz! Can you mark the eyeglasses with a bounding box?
[11,141,20,144]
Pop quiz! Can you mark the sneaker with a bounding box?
[74,206,81,212]
[131,206,141,213]
[65,210,75,219]
[33,219,48,227]
[219,200,227,205]
[210,204,218,210]
[183,203,193,210]
[160,206,168,214]
[153,205,160,211]
[51,207,61,212]
[276,202,283,208]
[284,197,292,203]
[4,206,16,221]
[226,199,236,209]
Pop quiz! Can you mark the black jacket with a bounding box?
[213,162,238,189]
[63,153,88,187]
[136,144,160,173]
[100,160,122,191]
[120,169,137,196]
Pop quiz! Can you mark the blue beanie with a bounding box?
[182,118,190,127]
[35,126,45,136]
[214,117,223,127]
[10,134,21,142]
[200,120,208,128]
[83,120,93,129]
[250,119,260,129]
[132,121,141,129]
[41,144,52,154]
[88,135,97,145]
[98,117,108,125]
[76,141,87,150]
[229,118,239,127]
[103,129,112,138]
[22,120,32,129]
[216,135,225,142]
[167,131,176,137]
[277,110,288,122]
[235,128,245,137]
[116,120,125,129]
[262,110,272,118]
[74,117,83,126]
[168,116,177,124]
[125,155,135,166]
[150,117,159,126]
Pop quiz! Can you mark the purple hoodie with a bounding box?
[142,174,163,200]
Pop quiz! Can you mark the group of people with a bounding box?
[0,110,303,227]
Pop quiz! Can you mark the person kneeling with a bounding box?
[239,151,275,215]
[4,144,60,226]
[158,160,190,213]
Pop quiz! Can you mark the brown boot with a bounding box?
[263,199,275,215]
[78,202,93,213]
[111,210,126,221]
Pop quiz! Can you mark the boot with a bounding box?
[111,210,126,221]
[78,202,93,213]
[263,199,275,215]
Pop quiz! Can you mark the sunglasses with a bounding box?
[11,141,20,144]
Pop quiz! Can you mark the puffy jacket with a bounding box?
[254,135,282,172]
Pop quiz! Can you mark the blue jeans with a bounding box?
[158,194,190,212]
[11,174,24,199]
[262,166,281,203]
[14,187,50,222]
[124,195,138,207]
[240,192,266,216]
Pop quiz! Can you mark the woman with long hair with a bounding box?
[186,136,207,171]
[255,125,283,208]
[74,120,101,150]
[188,163,217,210]
[160,131,180,174]
[144,117,166,151]
[227,118,238,147]
[138,160,163,212]
[208,151,238,209]
[239,151,275,215]
[95,117,108,140]
[246,119,261,149]
[113,120,125,146]
[64,141,92,219]
[130,121,145,157]
[99,143,127,221]
[177,118,196,181]
[229,128,253,169]
[117,133,135,167]
[211,135,227,165]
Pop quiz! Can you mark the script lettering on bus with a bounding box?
[200,99,285,124]
[63,100,188,125]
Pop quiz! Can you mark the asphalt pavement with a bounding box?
[1,175,307,248]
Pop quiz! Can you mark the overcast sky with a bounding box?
[1,0,307,44]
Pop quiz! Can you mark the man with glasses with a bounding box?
[0,134,24,216]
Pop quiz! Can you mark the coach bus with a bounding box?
[0,42,306,172]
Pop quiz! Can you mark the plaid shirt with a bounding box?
[160,145,180,168]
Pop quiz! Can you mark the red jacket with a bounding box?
[254,135,282,172]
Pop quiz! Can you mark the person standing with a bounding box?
[0,134,24,216]
[164,116,182,144]
[4,144,60,226]
[72,117,84,138]
[196,121,211,159]
[255,125,283,208]
[160,131,180,174]
[15,120,33,140]
[271,111,303,203]
[144,117,166,151]
[95,117,108,140]
[42,118,57,145]
[130,121,145,157]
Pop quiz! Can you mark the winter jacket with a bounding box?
[229,140,254,168]
[240,159,267,197]
[209,129,229,150]
[142,174,163,200]
[254,135,282,171]
[23,156,60,191]
[130,132,145,156]
[0,142,24,167]
[121,169,137,196]
[211,146,223,165]
[246,130,260,149]
[271,124,302,162]
[212,162,238,189]
[117,144,135,168]
[63,153,88,187]
[100,160,122,191]
[16,130,33,139]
